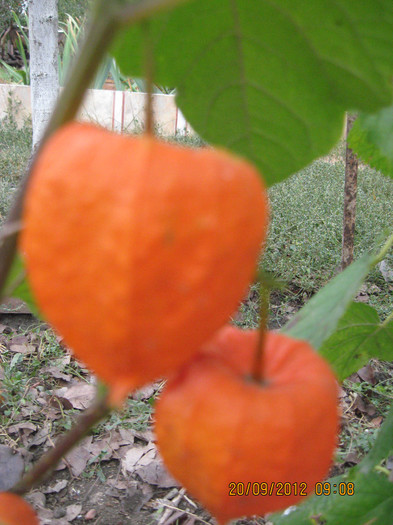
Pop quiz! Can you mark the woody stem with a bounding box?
[251,282,270,383]
[10,391,110,496]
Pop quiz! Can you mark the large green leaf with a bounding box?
[282,254,373,350]
[319,302,393,381]
[112,0,393,185]
[349,105,393,178]
[271,406,393,524]
[270,471,393,525]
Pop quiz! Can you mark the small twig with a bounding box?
[156,501,212,525]
[158,488,186,525]
[251,280,270,383]
[46,431,74,475]
[183,493,198,508]
[10,391,110,496]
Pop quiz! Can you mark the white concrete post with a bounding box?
[28,0,59,149]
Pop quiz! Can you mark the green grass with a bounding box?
[0,323,156,438]
[263,159,393,321]
[0,98,32,222]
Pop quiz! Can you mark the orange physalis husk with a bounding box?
[155,325,339,524]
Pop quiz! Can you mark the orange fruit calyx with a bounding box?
[21,123,269,397]
[155,325,339,524]
[0,492,39,525]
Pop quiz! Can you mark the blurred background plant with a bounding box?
[0,11,29,84]
[0,0,90,32]
[0,11,129,89]
[57,13,131,90]
[0,7,174,93]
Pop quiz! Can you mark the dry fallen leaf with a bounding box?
[118,428,136,445]
[9,343,35,355]
[107,478,128,490]
[9,334,30,345]
[88,436,122,462]
[36,506,56,525]
[7,421,37,436]
[343,451,360,465]
[63,439,93,476]
[84,509,97,520]
[121,443,156,474]
[370,416,383,428]
[26,491,46,509]
[53,382,96,410]
[357,364,376,385]
[44,479,68,494]
[136,459,180,488]
[66,504,82,522]
[27,423,52,449]
[42,365,72,382]
[352,394,376,417]
[121,443,179,488]
[0,324,10,334]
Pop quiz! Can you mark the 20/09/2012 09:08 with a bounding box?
[228,481,355,497]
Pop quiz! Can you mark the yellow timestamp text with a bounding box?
[228,481,355,497]
[315,481,355,496]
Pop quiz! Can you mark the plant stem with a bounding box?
[251,282,270,383]
[143,21,154,135]
[0,220,22,242]
[10,392,110,496]
[372,231,393,266]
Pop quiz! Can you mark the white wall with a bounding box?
[0,84,195,136]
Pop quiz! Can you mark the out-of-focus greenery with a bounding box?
[58,0,91,22]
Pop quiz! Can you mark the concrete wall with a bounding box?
[0,83,194,136]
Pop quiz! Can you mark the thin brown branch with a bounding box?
[0,220,22,242]
[251,283,270,383]
[10,392,110,496]
[341,113,358,271]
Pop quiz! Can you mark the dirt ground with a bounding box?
[0,312,390,525]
